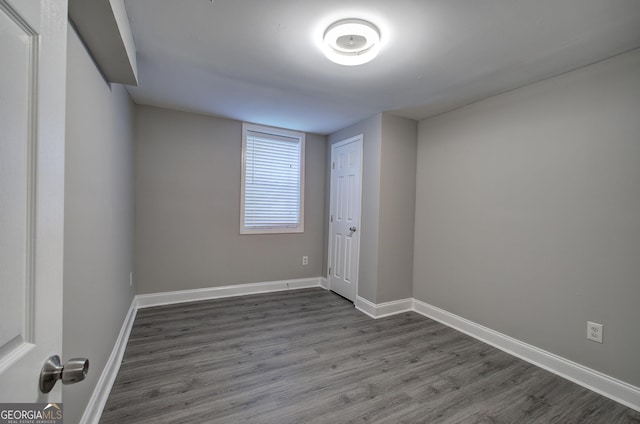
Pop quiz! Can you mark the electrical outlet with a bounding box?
[302,256,309,265]
[129,272,133,287]
[587,321,603,343]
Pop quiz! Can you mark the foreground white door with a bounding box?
[0,0,67,401]
[328,135,363,301]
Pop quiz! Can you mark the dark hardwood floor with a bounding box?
[100,288,640,423]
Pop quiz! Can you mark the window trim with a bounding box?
[240,122,305,234]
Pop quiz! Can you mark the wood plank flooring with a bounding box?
[100,288,640,423]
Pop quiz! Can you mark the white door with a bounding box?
[0,0,67,401]
[328,135,363,301]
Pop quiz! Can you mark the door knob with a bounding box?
[349,226,357,232]
[39,355,89,393]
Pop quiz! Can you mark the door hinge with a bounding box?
[330,215,333,223]
[329,267,331,275]
[332,161,335,170]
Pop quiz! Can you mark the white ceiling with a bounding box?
[124,0,640,135]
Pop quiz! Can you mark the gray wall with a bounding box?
[378,113,417,303]
[63,25,136,424]
[135,106,326,294]
[326,113,417,303]
[327,114,382,302]
[414,48,640,387]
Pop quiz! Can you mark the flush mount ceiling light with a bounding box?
[322,19,381,66]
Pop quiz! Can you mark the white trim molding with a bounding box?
[136,277,322,309]
[320,277,328,290]
[411,298,640,412]
[79,298,138,424]
[355,296,413,319]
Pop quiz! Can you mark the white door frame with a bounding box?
[327,134,363,301]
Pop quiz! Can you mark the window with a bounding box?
[241,123,305,234]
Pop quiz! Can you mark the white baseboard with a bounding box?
[136,277,322,309]
[79,298,138,424]
[412,298,640,412]
[354,296,377,318]
[355,296,413,319]
[320,277,328,290]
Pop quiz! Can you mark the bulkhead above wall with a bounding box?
[68,0,138,85]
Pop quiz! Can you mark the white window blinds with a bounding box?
[241,123,305,234]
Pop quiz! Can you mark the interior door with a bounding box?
[328,135,363,301]
[0,0,67,401]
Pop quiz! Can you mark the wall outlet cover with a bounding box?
[587,321,603,343]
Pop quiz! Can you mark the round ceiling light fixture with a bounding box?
[322,19,381,66]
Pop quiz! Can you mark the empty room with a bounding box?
[1,0,639,423]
